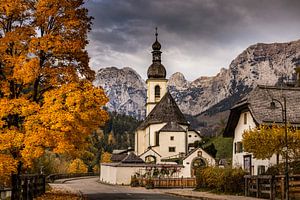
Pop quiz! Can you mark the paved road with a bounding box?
[50,177,192,200]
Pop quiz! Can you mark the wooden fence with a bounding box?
[244,174,300,200]
[276,175,300,199]
[0,188,11,200]
[137,177,196,188]
[245,175,276,199]
[11,174,46,200]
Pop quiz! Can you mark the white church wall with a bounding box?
[100,164,117,184]
[100,164,144,185]
[187,130,202,146]
[159,131,185,158]
[181,148,216,177]
[139,148,161,163]
[115,166,142,185]
[148,123,166,147]
[135,129,146,155]
[146,79,168,115]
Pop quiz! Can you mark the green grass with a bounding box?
[205,135,233,160]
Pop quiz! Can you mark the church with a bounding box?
[135,30,209,164]
[100,30,215,185]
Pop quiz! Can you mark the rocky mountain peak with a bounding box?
[168,72,189,89]
[94,39,300,130]
[94,67,146,120]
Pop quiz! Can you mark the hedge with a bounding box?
[196,167,246,194]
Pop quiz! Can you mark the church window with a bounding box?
[155,131,159,146]
[170,136,174,141]
[155,85,160,100]
[169,147,176,152]
[243,113,247,124]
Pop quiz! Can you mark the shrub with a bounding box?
[290,160,300,174]
[265,165,282,176]
[145,179,154,189]
[130,175,139,187]
[196,167,246,194]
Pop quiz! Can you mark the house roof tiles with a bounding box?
[224,85,300,137]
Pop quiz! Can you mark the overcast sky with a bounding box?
[85,0,300,81]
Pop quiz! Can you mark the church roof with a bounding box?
[120,152,145,164]
[147,62,166,79]
[223,85,300,137]
[138,147,162,157]
[159,121,186,132]
[111,154,127,163]
[138,91,188,130]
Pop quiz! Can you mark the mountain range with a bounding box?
[94,40,300,135]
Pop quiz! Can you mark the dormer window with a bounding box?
[155,85,160,101]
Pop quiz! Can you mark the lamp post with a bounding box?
[270,97,289,200]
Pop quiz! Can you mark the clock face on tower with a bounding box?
[154,55,160,60]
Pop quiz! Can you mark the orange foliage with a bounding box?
[0,0,108,179]
[243,125,300,160]
[101,152,112,163]
[68,158,87,173]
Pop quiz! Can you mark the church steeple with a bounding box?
[147,28,166,79]
[146,28,168,116]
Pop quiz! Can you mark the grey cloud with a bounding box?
[85,0,300,80]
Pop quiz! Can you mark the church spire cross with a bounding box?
[147,27,166,79]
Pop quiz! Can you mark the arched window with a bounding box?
[155,85,160,100]
[145,155,157,164]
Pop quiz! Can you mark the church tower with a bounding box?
[146,28,168,116]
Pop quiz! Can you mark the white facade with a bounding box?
[135,123,167,155]
[187,130,202,151]
[100,163,144,185]
[181,148,216,177]
[154,131,187,158]
[232,111,278,175]
[146,79,168,116]
[139,148,162,163]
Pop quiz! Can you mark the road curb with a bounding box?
[54,176,99,184]
[165,192,219,200]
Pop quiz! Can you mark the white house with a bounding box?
[223,85,300,175]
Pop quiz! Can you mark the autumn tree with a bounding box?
[68,158,87,173]
[0,0,108,181]
[81,131,104,172]
[243,125,300,160]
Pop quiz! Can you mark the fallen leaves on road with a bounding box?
[36,190,86,200]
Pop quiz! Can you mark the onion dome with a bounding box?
[147,62,166,78]
[147,27,166,79]
[152,40,161,50]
